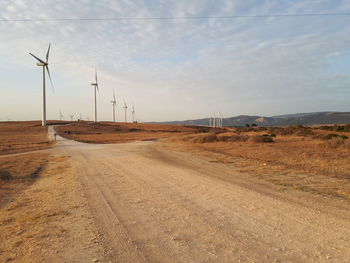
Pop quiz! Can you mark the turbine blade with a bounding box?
[46,43,51,63]
[113,89,116,101]
[95,69,98,84]
[45,65,54,94]
[29,53,45,64]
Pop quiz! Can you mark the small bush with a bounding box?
[251,135,274,143]
[323,133,349,140]
[218,135,249,142]
[323,137,345,149]
[0,169,12,181]
[194,133,218,143]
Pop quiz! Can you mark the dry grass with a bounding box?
[0,153,50,208]
[170,126,350,200]
[55,122,200,143]
[0,121,53,155]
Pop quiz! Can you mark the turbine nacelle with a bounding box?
[36,62,46,66]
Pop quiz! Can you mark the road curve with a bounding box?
[51,127,350,263]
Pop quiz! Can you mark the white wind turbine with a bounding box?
[110,89,117,122]
[123,100,128,123]
[69,114,74,121]
[91,69,99,122]
[29,44,54,126]
[59,110,64,121]
[132,104,136,123]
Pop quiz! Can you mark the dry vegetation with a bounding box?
[0,121,56,208]
[0,152,50,208]
[169,125,350,200]
[55,121,200,143]
[0,121,53,154]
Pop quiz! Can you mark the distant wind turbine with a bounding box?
[123,100,128,123]
[29,43,54,126]
[110,89,117,122]
[132,104,136,123]
[59,110,64,121]
[91,69,99,122]
[69,114,74,121]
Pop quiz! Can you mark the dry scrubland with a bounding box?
[169,125,350,200]
[1,121,350,261]
[0,121,53,154]
[55,121,350,200]
[0,122,103,262]
[55,121,198,143]
[0,121,55,208]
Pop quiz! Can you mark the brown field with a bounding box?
[0,121,53,155]
[1,121,350,261]
[168,125,350,200]
[53,121,350,200]
[55,121,202,143]
[0,153,50,208]
[0,121,55,215]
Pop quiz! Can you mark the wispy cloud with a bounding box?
[1,0,350,121]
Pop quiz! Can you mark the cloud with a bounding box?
[1,0,350,121]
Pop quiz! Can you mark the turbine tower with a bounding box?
[91,69,99,122]
[29,44,54,126]
[110,89,117,122]
[59,110,64,121]
[132,104,136,123]
[123,100,128,123]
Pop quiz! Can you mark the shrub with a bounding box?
[194,133,218,143]
[323,137,345,149]
[251,135,274,143]
[323,133,349,140]
[218,135,249,142]
[0,169,12,181]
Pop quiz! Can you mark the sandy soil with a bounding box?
[50,128,350,262]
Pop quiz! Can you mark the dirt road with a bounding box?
[52,128,350,263]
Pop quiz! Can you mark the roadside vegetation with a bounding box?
[170,125,350,200]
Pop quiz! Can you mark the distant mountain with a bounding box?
[150,112,350,127]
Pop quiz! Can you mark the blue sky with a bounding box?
[0,0,350,122]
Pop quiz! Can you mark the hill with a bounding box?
[150,112,350,127]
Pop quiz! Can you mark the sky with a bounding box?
[0,0,350,122]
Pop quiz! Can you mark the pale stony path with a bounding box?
[51,127,350,263]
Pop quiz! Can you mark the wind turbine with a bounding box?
[132,104,136,123]
[29,44,54,126]
[69,114,74,121]
[123,100,128,123]
[59,110,64,121]
[91,69,99,122]
[110,89,117,122]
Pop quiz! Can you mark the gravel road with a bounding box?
[52,127,350,263]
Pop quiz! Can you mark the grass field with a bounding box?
[1,121,349,201]
[0,121,53,155]
[0,121,54,208]
[55,121,201,143]
[169,125,350,200]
